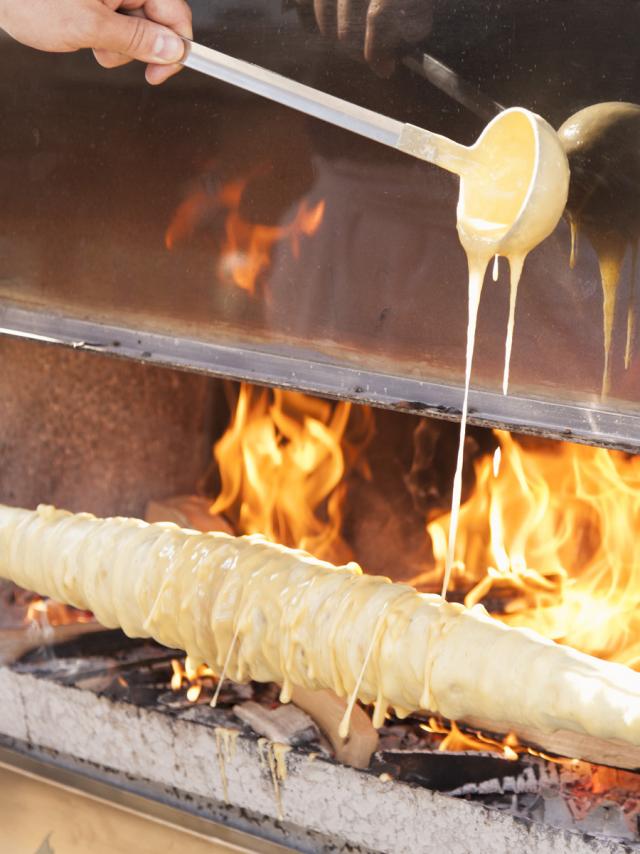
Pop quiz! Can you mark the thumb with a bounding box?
[92,9,186,64]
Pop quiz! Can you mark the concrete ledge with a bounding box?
[0,667,633,854]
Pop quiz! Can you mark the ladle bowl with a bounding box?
[456,108,570,259]
[558,102,640,238]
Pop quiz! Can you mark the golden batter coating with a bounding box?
[1,504,639,746]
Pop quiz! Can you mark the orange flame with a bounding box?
[165,174,325,296]
[210,390,640,668]
[177,390,640,777]
[414,431,640,668]
[420,717,585,767]
[170,656,217,703]
[421,718,519,760]
[210,384,373,563]
[25,597,92,628]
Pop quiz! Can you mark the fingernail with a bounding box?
[153,34,184,63]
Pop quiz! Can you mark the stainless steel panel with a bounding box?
[1,1,639,446]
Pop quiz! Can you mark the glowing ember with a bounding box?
[165,172,325,296]
[170,656,218,703]
[209,384,373,563]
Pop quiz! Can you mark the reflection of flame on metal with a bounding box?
[209,384,373,563]
[217,192,325,295]
[171,656,217,703]
[25,597,92,628]
[165,173,325,296]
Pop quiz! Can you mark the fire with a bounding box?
[421,718,520,760]
[420,717,577,765]
[416,431,640,668]
[209,387,640,668]
[209,385,373,563]
[181,391,640,769]
[165,172,325,296]
[25,597,92,628]
[170,657,217,703]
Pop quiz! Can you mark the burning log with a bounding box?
[2,504,640,770]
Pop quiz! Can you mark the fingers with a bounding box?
[131,0,192,83]
[91,1,192,83]
[128,0,193,38]
[93,49,132,69]
[314,0,337,38]
[365,0,434,78]
[364,0,397,77]
[91,4,186,66]
[395,0,433,44]
[314,0,367,51]
[93,3,142,68]
[145,61,182,84]
[337,0,367,45]
[311,0,434,77]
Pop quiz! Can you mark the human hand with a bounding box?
[300,0,434,77]
[0,0,192,84]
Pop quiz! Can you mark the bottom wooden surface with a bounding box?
[0,766,250,854]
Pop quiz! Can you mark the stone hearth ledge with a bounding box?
[0,667,634,854]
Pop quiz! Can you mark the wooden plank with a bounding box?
[0,765,248,854]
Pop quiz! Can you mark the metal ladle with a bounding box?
[180,39,569,256]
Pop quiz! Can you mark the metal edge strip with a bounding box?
[1,302,639,453]
[0,743,292,853]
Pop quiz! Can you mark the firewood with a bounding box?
[291,686,379,769]
[232,699,319,747]
[463,716,640,771]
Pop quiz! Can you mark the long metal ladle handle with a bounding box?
[181,39,474,177]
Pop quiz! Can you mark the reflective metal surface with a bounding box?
[1,1,639,446]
